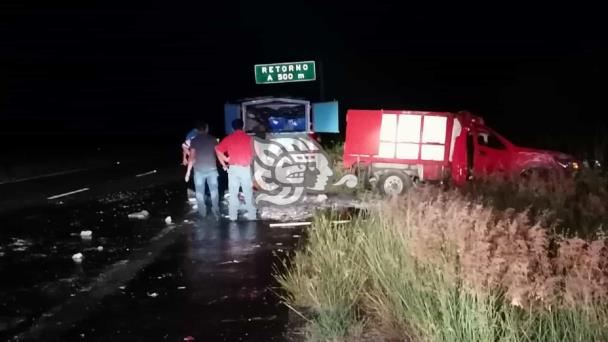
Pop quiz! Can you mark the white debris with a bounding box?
[128,210,150,220]
[177,286,187,290]
[164,216,172,225]
[292,234,301,238]
[97,246,104,252]
[269,222,312,228]
[188,197,197,203]
[80,230,93,239]
[219,259,240,265]
[72,253,84,263]
[275,242,283,246]
[258,193,364,222]
[147,292,158,298]
[119,286,126,290]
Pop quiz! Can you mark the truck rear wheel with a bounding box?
[378,172,411,196]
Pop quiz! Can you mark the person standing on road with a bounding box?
[215,119,257,221]
[185,122,220,219]
[181,127,199,166]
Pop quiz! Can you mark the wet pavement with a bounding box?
[59,220,305,342]
[0,179,190,340]
[1,164,309,341]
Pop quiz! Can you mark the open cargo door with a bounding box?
[312,101,339,133]
[224,103,241,135]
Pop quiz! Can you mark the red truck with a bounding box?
[343,109,579,195]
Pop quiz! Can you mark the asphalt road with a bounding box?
[1,160,303,341]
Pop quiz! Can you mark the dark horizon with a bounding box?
[1,1,607,156]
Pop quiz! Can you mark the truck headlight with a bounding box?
[554,157,579,170]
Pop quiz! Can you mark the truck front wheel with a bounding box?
[378,172,411,196]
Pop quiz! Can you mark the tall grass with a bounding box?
[278,186,608,341]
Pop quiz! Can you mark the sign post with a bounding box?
[254,61,316,84]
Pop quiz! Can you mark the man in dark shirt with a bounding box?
[185,122,219,219]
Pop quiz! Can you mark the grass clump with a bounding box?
[279,186,608,341]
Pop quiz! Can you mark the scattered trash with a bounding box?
[177,286,187,290]
[165,216,172,225]
[275,242,283,246]
[147,292,158,298]
[316,194,328,202]
[183,219,192,223]
[292,234,301,238]
[128,210,150,220]
[207,295,229,305]
[80,230,93,239]
[119,286,126,290]
[97,246,104,252]
[219,259,240,265]
[9,238,32,252]
[72,253,84,263]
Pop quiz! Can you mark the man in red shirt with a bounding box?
[215,119,256,221]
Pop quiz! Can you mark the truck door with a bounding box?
[312,101,339,133]
[224,103,241,135]
[473,129,510,176]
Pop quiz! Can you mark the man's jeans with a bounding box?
[227,165,256,221]
[193,169,219,218]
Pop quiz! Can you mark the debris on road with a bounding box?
[72,253,84,263]
[269,222,311,228]
[147,292,159,298]
[9,238,32,252]
[218,259,240,265]
[177,286,186,290]
[258,194,362,222]
[183,336,195,341]
[128,210,150,220]
[315,194,328,203]
[97,246,104,252]
[79,230,93,239]
[164,216,172,225]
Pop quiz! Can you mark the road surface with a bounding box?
[0,160,303,341]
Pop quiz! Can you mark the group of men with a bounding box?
[182,119,257,221]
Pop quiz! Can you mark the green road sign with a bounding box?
[254,61,316,84]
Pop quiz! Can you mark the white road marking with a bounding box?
[135,170,157,178]
[47,187,90,200]
[0,168,86,186]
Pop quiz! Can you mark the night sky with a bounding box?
[1,1,606,156]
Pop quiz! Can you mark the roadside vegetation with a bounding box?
[278,169,608,341]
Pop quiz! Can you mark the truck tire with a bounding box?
[378,172,411,196]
